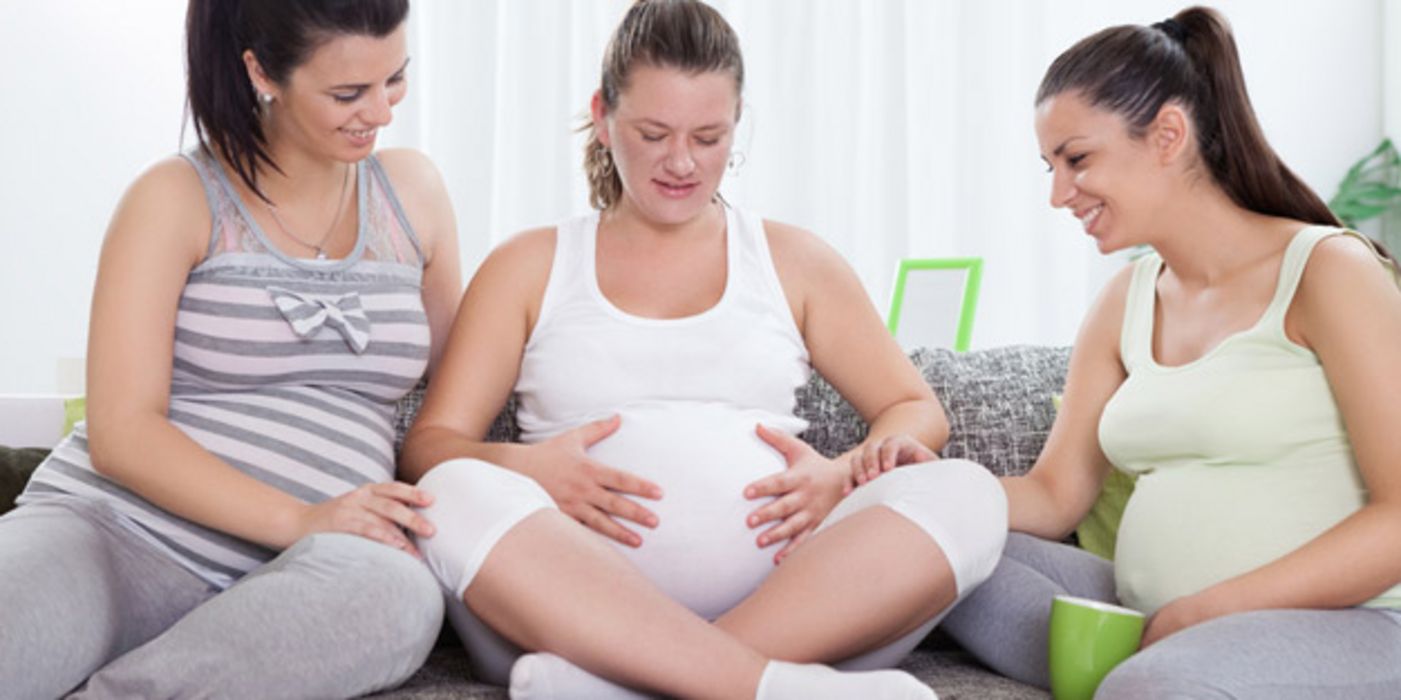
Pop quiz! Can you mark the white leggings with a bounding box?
[415,457,1006,685]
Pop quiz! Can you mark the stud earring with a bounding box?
[727,149,747,171]
[259,92,274,105]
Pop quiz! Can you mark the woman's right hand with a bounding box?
[850,434,938,486]
[521,415,663,548]
[296,482,437,556]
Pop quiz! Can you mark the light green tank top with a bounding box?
[1099,226,1401,614]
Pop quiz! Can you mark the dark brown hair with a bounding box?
[185,0,408,200]
[583,0,744,210]
[1037,6,1340,227]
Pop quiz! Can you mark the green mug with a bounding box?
[1047,595,1145,700]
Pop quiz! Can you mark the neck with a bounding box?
[1144,180,1291,288]
[605,197,725,242]
[255,122,351,204]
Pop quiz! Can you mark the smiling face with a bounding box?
[593,64,739,226]
[1035,91,1177,254]
[246,25,409,163]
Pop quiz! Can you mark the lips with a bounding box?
[654,179,699,199]
[341,127,377,147]
[1076,204,1104,232]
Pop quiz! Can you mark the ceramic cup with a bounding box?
[1047,594,1145,700]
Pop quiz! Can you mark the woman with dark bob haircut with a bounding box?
[940,6,1401,698]
[0,1,460,697]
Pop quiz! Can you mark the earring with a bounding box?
[727,149,746,171]
[259,92,274,105]
[601,148,616,178]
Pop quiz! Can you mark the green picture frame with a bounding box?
[886,257,983,352]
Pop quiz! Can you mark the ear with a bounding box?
[242,49,277,100]
[1148,102,1192,165]
[590,90,611,148]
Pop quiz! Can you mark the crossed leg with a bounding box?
[416,458,1006,698]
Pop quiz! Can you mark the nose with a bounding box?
[363,87,394,127]
[664,137,695,177]
[1049,168,1077,209]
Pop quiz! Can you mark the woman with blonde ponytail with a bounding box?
[939,6,1401,697]
[400,1,1008,698]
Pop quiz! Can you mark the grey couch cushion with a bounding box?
[795,345,1070,476]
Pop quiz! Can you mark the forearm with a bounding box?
[398,424,533,483]
[1195,502,1401,614]
[88,413,311,550]
[1002,472,1084,540]
[838,397,948,464]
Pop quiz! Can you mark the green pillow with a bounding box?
[63,397,86,436]
[1076,468,1136,560]
[1050,394,1136,560]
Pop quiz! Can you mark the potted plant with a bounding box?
[1329,138,1401,252]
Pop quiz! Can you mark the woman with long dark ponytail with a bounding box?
[0,1,461,697]
[939,6,1401,697]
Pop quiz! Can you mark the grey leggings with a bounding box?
[941,533,1401,699]
[0,497,444,700]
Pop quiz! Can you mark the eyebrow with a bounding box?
[1050,136,1084,158]
[328,57,411,91]
[633,118,729,132]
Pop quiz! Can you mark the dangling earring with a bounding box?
[727,149,747,171]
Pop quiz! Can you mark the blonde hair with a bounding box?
[582,0,743,210]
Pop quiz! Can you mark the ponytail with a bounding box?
[1037,6,1339,227]
[583,0,743,210]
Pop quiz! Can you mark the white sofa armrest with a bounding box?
[0,394,74,448]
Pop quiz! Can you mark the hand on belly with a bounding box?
[584,402,792,618]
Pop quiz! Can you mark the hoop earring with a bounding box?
[727,149,746,171]
[601,148,616,178]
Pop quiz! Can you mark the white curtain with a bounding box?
[385,0,1380,351]
[0,0,1383,392]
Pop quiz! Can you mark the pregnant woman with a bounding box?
[399,1,1006,698]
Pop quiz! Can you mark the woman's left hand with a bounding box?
[1141,590,1233,648]
[744,424,852,564]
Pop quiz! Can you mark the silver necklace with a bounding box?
[263,164,351,260]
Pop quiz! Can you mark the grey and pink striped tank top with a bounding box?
[19,148,431,589]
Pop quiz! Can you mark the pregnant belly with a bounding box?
[585,402,797,620]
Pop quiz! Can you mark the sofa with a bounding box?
[1,345,1068,699]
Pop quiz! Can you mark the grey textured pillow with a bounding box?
[796,346,1070,477]
[395,345,1070,479]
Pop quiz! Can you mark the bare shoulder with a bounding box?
[762,218,846,273]
[1075,261,1137,357]
[472,226,557,292]
[373,147,444,187]
[109,156,210,260]
[1294,232,1401,325]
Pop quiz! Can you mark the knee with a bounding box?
[906,459,1008,593]
[293,533,445,656]
[413,459,556,597]
[1095,653,1233,700]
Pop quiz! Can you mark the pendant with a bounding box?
[315,249,328,261]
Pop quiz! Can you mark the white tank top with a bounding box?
[514,206,811,441]
[513,207,812,619]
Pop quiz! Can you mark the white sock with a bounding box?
[508,652,653,700]
[755,660,936,700]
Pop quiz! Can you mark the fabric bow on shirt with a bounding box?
[268,286,372,354]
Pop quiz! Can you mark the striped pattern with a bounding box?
[18,149,429,589]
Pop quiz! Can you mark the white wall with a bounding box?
[0,0,1384,393]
